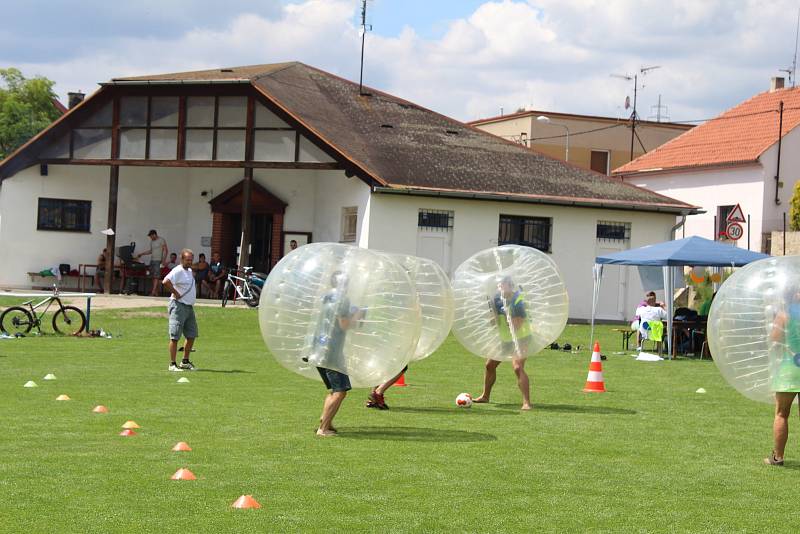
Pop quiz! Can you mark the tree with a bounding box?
[0,68,61,159]
[790,180,800,231]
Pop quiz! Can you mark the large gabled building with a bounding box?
[0,62,698,319]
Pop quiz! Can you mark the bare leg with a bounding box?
[772,392,797,459]
[168,339,179,364]
[513,358,531,410]
[474,359,501,403]
[150,276,159,296]
[183,338,194,361]
[375,369,405,396]
[319,391,347,432]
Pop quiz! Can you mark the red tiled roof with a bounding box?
[614,85,800,175]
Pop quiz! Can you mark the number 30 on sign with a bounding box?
[725,222,744,240]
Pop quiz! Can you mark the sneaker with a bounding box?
[179,360,196,371]
[366,391,389,410]
[764,452,784,466]
[168,362,184,372]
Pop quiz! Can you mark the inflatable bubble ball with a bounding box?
[451,245,569,362]
[258,243,422,388]
[708,256,800,403]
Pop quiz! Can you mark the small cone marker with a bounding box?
[23,381,38,388]
[92,405,109,413]
[121,420,140,429]
[393,373,408,387]
[171,468,196,481]
[56,394,71,401]
[231,495,261,509]
[177,377,190,384]
[119,429,137,437]
[43,373,57,381]
[172,441,192,452]
[696,388,707,394]
[582,342,607,393]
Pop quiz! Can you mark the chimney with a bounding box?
[771,77,785,92]
[67,91,85,108]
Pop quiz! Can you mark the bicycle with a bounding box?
[221,266,262,308]
[0,287,86,336]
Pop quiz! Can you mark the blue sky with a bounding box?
[2,1,799,122]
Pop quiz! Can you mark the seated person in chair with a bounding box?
[202,252,226,299]
[193,253,210,297]
[635,291,667,351]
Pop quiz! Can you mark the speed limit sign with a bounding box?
[725,222,744,241]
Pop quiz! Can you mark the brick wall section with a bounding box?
[211,212,224,258]
[271,213,284,268]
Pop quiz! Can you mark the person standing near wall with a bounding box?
[137,229,169,297]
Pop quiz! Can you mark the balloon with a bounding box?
[708,256,800,403]
[451,245,569,361]
[381,253,454,361]
[258,243,421,387]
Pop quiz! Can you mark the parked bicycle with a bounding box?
[221,267,264,308]
[0,287,86,335]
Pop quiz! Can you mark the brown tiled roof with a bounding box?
[249,64,695,212]
[615,86,800,175]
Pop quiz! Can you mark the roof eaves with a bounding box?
[614,159,761,177]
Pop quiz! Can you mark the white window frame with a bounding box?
[590,149,611,175]
[341,206,358,243]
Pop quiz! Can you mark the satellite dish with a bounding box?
[624,96,631,110]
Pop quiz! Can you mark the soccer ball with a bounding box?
[455,393,473,408]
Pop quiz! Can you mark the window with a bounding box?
[596,221,631,242]
[498,215,552,252]
[717,205,734,238]
[590,150,610,174]
[37,198,91,232]
[341,207,358,242]
[418,209,453,230]
[119,96,179,160]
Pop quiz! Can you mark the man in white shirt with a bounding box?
[162,249,198,372]
[635,291,668,350]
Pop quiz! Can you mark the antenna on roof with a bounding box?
[610,65,661,161]
[358,0,373,96]
[781,7,800,87]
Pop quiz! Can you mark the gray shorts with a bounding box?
[168,301,198,341]
[150,260,162,278]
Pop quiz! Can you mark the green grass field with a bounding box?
[0,303,796,532]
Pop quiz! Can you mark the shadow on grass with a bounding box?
[494,403,637,415]
[340,426,497,442]
[195,368,255,374]
[390,406,519,416]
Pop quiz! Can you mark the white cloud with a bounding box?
[5,0,800,124]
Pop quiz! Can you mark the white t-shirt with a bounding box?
[150,237,167,263]
[163,265,196,305]
[636,305,667,323]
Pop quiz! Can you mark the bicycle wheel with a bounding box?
[221,280,232,308]
[0,306,34,335]
[245,285,261,308]
[52,306,86,335]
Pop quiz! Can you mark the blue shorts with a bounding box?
[317,367,351,392]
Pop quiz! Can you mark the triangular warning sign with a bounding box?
[726,203,746,223]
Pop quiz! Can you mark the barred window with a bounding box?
[596,221,631,242]
[499,215,552,252]
[418,209,453,230]
[37,198,91,232]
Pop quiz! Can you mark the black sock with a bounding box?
[182,358,190,363]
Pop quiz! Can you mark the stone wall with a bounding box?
[770,231,800,256]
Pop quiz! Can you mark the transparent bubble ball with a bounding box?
[381,253,454,361]
[258,243,421,388]
[708,256,800,403]
[451,245,569,361]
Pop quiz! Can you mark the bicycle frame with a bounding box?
[227,270,254,303]
[22,295,67,329]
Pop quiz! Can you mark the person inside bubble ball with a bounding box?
[765,288,800,465]
[309,270,364,437]
[473,275,533,410]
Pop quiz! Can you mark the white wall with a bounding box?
[365,194,678,320]
[312,172,371,244]
[626,165,766,250]
[759,125,800,234]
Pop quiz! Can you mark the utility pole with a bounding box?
[358,0,372,96]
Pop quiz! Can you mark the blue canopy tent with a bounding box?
[591,236,769,358]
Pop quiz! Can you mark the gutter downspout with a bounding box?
[670,215,686,240]
[776,101,784,206]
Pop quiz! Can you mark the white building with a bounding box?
[614,77,800,253]
[0,62,698,320]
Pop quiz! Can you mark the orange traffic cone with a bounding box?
[171,468,196,481]
[582,342,607,393]
[172,442,192,452]
[56,394,71,401]
[92,405,109,413]
[394,373,408,387]
[119,429,137,437]
[231,495,262,509]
